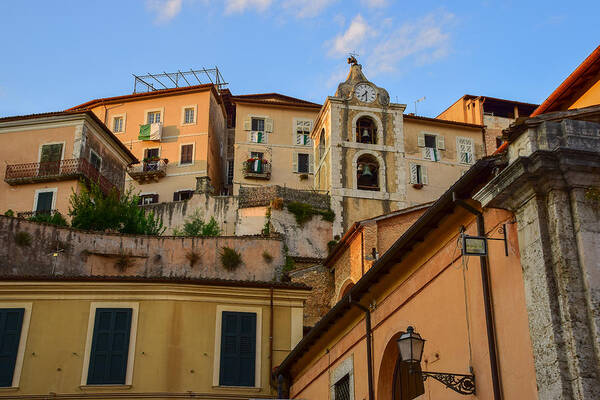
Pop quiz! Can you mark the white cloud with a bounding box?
[147,0,183,23]
[325,11,455,75]
[224,0,273,14]
[327,15,371,56]
[282,0,337,18]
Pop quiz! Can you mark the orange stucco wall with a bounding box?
[290,207,538,400]
[88,89,226,199]
[569,78,600,110]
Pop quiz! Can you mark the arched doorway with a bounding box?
[337,280,355,302]
[377,333,425,400]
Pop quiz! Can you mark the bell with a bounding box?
[361,164,373,176]
[362,129,370,138]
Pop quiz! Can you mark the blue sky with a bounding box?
[0,0,598,118]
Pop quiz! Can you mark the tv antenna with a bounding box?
[414,96,426,115]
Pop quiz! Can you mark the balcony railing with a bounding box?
[4,158,118,195]
[127,159,168,182]
[243,160,271,180]
[16,209,59,219]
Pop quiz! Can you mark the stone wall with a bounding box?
[0,215,285,282]
[288,264,334,327]
[238,185,330,209]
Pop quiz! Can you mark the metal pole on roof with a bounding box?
[190,69,202,85]
[147,72,168,89]
[178,70,191,86]
[164,71,179,87]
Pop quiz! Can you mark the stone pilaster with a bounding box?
[475,113,600,399]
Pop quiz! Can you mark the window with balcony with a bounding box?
[39,143,64,175]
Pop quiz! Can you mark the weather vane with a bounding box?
[347,52,359,65]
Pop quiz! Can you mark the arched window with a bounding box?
[357,154,379,191]
[319,129,326,160]
[356,117,377,144]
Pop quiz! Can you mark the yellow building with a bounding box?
[70,84,228,203]
[0,110,137,217]
[0,276,309,399]
[230,93,321,194]
[312,61,486,236]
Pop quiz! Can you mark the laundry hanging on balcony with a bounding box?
[139,123,162,141]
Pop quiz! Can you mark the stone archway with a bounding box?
[352,149,386,192]
[337,279,355,302]
[377,332,425,400]
[351,112,383,144]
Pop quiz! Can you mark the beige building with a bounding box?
[437,94,538,154]
[230,93,321,194]
[69,84,228,203]
[0,110,137,217]
[312,61,486,235]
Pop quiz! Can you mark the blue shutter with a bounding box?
[87,308,132,385]
[0,308,24,387]
[219,311,256,387]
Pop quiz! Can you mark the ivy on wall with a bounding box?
[286,202,335,226]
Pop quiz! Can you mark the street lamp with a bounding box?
[396,326,476,395]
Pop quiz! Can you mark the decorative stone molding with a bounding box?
[330,355,354,400]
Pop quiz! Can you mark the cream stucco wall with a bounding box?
[232,102,320,194]
[0,280,308,398]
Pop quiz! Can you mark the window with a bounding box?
[180,144,194,165]
[356,117,377,144]
[409,163,428,185]
[457,137,475,164]
[297,153,309,173]
[143,148,161,171]
[250,118,266,143]
[247,152,265,173]
[227,160,234,185]
[90,150,102,171]
[173,190,194,201]
[295,119,312,146]
[86,308,132,385]
[219,311,256,387]
[319,129,326,160]
[39,143,63,175]
[184,107,195,124]
[357,154,379,191]
[139,194,158,205]
[418,133,444,161]
[0,308,25,387]
[334,374,350,400]
[34,189,55,213]
[147,111,161,124]
[113,116,124,133]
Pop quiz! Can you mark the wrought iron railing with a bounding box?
[243,161,271,179]
[4,158,118,195]
[16,209,59,219]
[127,159,168,182]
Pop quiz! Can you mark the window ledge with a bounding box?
[0,387,19,392]
[80,384,132,390]
[178,163,194,167]
[181,122,197,126]
[212,385,262,392]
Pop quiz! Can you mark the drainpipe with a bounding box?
[453,193,502,400]
[349,294,374,400]
[270,286,274,388]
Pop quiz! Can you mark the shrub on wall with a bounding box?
[220,247,242,271]
[28,212,68,227]
[173,212,221,237]
[286,202,335,225]
[14,231,32,247]
[185,251,201,267]
[4,209,14,217]
[69,182,164,235]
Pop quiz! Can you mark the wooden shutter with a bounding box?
[152,194,159,204]
[409,164,418,184]
[309,153,314,173]
[173,191,180,201]
[249,132,257,143]
[219,312,256,387]
[436,135,445,150]
[417,133,425,148]
[243,119,251,131]
[421,166,428,184]
[0,308,24,387]
[87,308,132,385]
[36,192,54,212]
[265,118,273,133]
[292,153,298,173]
[181,145,193,164]
[40,144,63,163]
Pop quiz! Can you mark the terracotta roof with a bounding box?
[0,275,311,290]
[0,110,137,163]
[68,84,215,110]
[532,45,600,116]
[230,93,322,109]
[405,113,484,129]
[277,155,505,375]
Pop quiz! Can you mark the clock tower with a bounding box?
[312,59,408,236]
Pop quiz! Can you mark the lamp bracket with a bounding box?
[421,370,476,395]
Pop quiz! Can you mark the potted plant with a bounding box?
[412,183,424,189]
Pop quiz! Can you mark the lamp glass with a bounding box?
[396,326,425,364]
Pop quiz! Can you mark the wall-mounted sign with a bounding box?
[462,235,488,256]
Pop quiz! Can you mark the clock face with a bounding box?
[355,83,376,103]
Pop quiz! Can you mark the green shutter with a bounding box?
[139,124,151,140]
[219,312,256,387]
[36,192,54,212]
[40,144,63,163]
[87,308,132,385]
[0,309,24,387]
